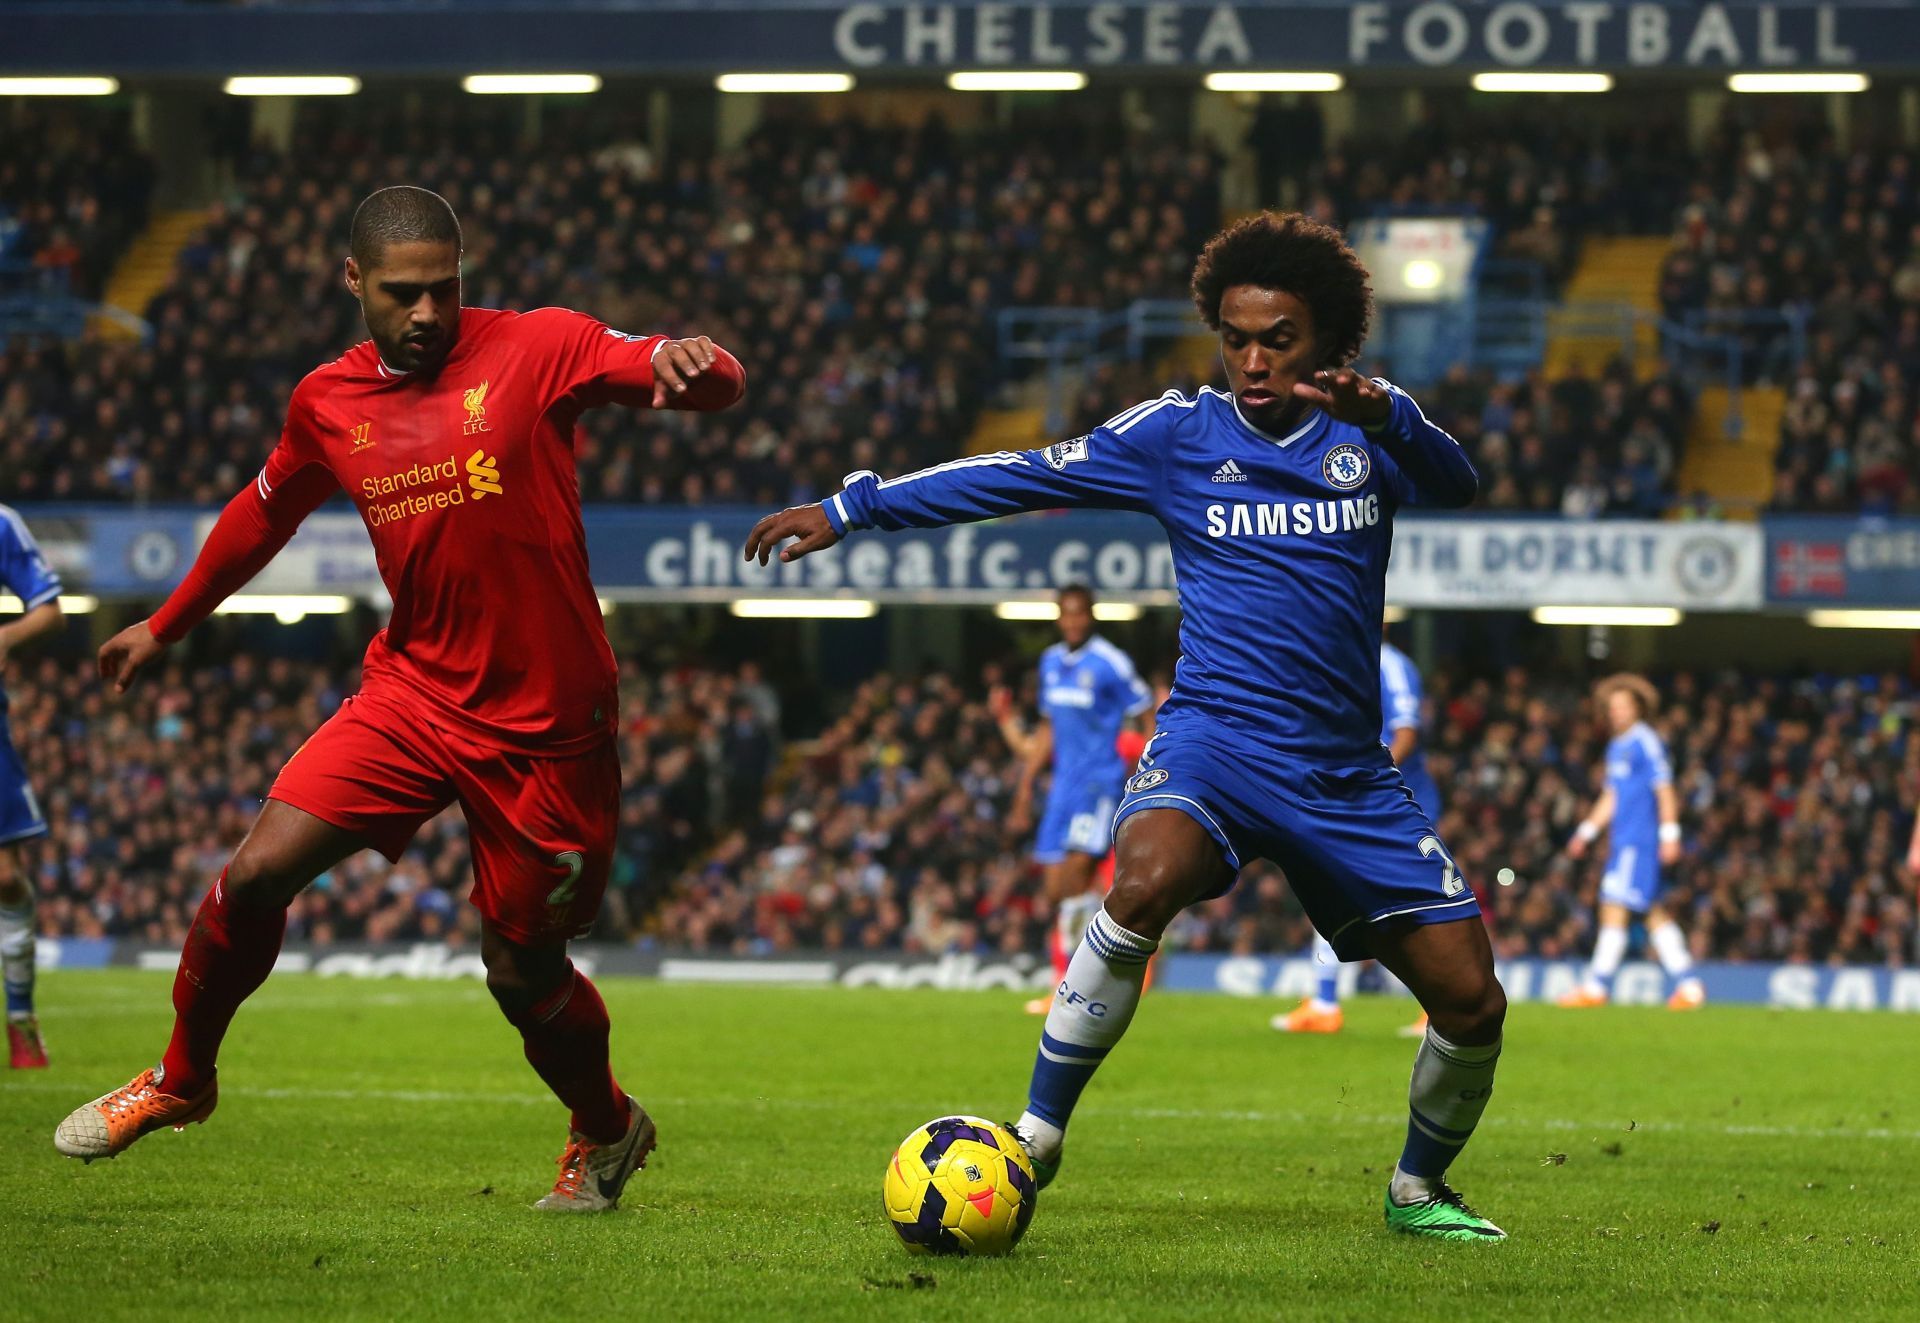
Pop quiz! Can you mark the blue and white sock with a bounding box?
[1017,907,1157,1159]
[1311,933,1340,1010]
[0,888,36,1019]
[1392,1027,1501,1204]
[1584,924,1628,994]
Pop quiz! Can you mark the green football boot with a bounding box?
[1384,1181,1506,1241]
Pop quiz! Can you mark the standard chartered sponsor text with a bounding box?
[364,454,473,527]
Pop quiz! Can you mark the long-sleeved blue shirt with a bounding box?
[825,382,1475,763]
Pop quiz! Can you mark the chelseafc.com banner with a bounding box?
[8,505,1789,609]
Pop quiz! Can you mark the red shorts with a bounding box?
[269,692,620,945]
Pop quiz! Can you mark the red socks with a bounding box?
[159,870,287,1097]
[513,964,630,1144]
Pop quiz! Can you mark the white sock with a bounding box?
[1311,932,1340,1010]
[1649,922,1696,981]
[0,889,35,1020]
[1019,907,1157,1159]
[1586,924,1628,991]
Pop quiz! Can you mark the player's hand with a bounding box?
[744,504,842,565]
[1566,835,1589,860]
[1293,368,1391,428]
[988,686,1015,721]
[1659,839,1682,866]
[98,619,168,695]
[651,336,717,408]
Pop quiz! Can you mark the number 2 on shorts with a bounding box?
[547,850,585,906]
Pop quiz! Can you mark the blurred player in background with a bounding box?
[1273,631,1438,1038]
[1560,673,1704,1009]
[0,505,64,1069]
[749,212,1509,1240]
[52,186,745,1210]
[992,585,1154,1014]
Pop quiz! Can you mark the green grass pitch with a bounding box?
[3,971,1917,1321]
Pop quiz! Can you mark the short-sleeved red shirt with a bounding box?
[225,307,695,752]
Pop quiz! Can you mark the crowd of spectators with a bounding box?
[0,104,153,300]
[1657,120,1920,513]
[6,644,783,946]
[12,634,1918,969]
[4,100,1210,505]
[9,96,1920,514]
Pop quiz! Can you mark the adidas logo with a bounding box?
[1211,459,1249,483]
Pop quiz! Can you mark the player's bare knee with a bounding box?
[1433,977,1506,1045]
[222,842,305,911]
[1105,856,1191,940]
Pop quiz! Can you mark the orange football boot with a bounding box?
[53,1067,218,1162]
[1668,981,1706,1010]
[1556,986,1609,1008]
[1270,999,1344,1034]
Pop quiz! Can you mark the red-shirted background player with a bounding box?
[52,186,744,1211]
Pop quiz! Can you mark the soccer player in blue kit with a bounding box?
[747,213,1507,1240]
[0,505,65,1069]
[993,585,1154,1014]
[1560,673,1704,1010]
[1274,634,1441,1038]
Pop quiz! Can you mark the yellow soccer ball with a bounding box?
[882,1115,1038,1255]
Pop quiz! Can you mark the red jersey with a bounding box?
[151,306,743,753]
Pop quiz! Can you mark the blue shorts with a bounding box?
[1600,842,1662,912]
[1401,765,1441,824]
[1033,776,1121,865]
[1114,729,1477,960]
[0,719,47,846]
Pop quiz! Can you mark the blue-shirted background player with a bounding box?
[0,504,65,1069]
[748,212,1509,1240]
[992,584,1154,1014]
[1561,673,1703,1010]
[1274,633,1440,1037]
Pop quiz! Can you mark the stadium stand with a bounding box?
[9,96,1895,514]
[1658,124,1920,513]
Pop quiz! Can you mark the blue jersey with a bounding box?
[1605,721,1671,851]
[0,505,62,719]
[1378,641,1424,762]
[826,383,1475,762]
[1040,635,1151,791]
[1379,640,1438,819]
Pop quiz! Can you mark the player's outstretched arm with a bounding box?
[1294,370,1477,508]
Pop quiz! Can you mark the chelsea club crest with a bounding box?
[1322,443,1370,491]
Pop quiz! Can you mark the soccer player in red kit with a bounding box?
[52,186,744,1211]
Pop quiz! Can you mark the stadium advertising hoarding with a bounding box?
[0,2,1899,75]
[1766,516,1920,608]
[41,939,1920,1013]
[16,507,1772,609]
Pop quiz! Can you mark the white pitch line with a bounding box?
[2,1078,1914,1143]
